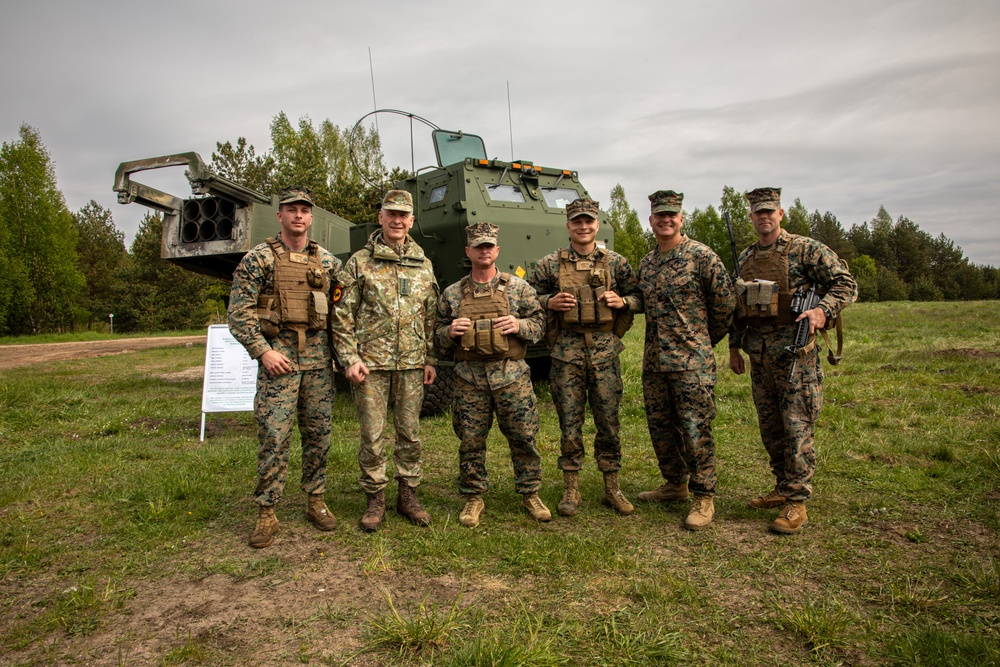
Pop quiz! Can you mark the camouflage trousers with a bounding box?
[453,374,542,495]
[641,369,717,496]
[351,369,424,494]
[749,344,823,502]
[550,357,623,473]
[253,365,334,507]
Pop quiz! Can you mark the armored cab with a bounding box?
[113,152,352,280]
[372,130,612,290]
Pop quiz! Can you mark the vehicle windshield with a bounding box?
[433,130,487,167]
[541,188,581,209]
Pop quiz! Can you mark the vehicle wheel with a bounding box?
[421,365,456,417]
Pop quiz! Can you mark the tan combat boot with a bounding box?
[684,494,715,531]
[459,494,485,527]
[396,482,431,527]
[637,481,689,503]
[770,501,808,534]
[557,471,582,517]
[601,472,635,515]
[249,506,279,549]
[360,491,385,532]
[306,493,337,531]
[748,488,785,509]
[521,492,552,522]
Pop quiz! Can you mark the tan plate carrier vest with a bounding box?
[545,248,634,348]
[735,234,843,364]
[455,273,526,361]
[256,237,330,352]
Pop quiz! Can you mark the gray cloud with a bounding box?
[2,0,998,265]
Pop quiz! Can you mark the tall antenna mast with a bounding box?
[368,47,379,134]
[507,80,514,160]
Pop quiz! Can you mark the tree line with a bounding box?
[606,184,999,302]
[1,120,997,335]
[0,116,393,335]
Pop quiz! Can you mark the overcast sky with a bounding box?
[3,0,999,265]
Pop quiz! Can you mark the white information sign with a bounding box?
[200,324,258,440]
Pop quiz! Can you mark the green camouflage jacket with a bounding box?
[435,271,545,390]
[227,238,341,371]
[528,246,640,366]
[729,229,858,356]
[636,236,735,373]
[331,231,438,371]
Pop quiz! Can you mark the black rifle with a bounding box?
[786,284,821,381]
[724,212,739,278]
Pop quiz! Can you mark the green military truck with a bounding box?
[113,127,613,413]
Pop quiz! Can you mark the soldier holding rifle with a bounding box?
[729,187,857,534]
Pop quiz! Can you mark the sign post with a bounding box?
[200,324,258,441]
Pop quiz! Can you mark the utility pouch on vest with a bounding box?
[578,287,596,325]
[472,318,508,356]
[613,309,635,339]
[308,290,328,330]
[257,296,280,339]
[562,286,581,324]
[736,279,779,319]
[593,287,614,324]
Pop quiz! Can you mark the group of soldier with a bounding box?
[227,183,857,549]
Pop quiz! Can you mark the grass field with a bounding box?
[1,301,998,666]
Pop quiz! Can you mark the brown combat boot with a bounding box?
[458,494,484,528]
[601,472,635,515]
[396,482,431,527]
[521,492,552,522]
[637,481,689,503]
[748,488,785,509]
[249,506,279,549]
[684,494,715,531]
[557,471,582,517]
[360,491,385,532]
[305,493,337,531]
[770,501,808,534]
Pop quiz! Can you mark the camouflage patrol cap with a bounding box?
[466,221,499,247]
[567,198,600,220]
[746,187,782,212]
[649,190,684,214]
[381,189,414,213]
[278,186,314,206]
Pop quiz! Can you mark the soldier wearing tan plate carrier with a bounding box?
[529,197,639,518]
[729,187,857,535]
[435,222,550,528]
[227,186,341,549]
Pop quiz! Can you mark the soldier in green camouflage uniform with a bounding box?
[435,222,551,528]
[331,190,438,532]
[730,187,857,534]
[635,190,735,530]
[529,197,640,517]
[228,186,341,548]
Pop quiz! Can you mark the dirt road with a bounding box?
[0,335,206,371]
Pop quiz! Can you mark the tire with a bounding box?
[421,365,456,417]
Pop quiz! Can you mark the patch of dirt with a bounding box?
[157,366,205,382]
[933,347,1000,359]
[0,336,206,371]
[940,383,1000,395]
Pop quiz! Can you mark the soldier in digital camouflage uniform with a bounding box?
[528,197,639,517]
[435,222,551,527]
[228,186,341,549]
[730,187,857,534]
[331,190,438,532]
[634,190,735,530]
